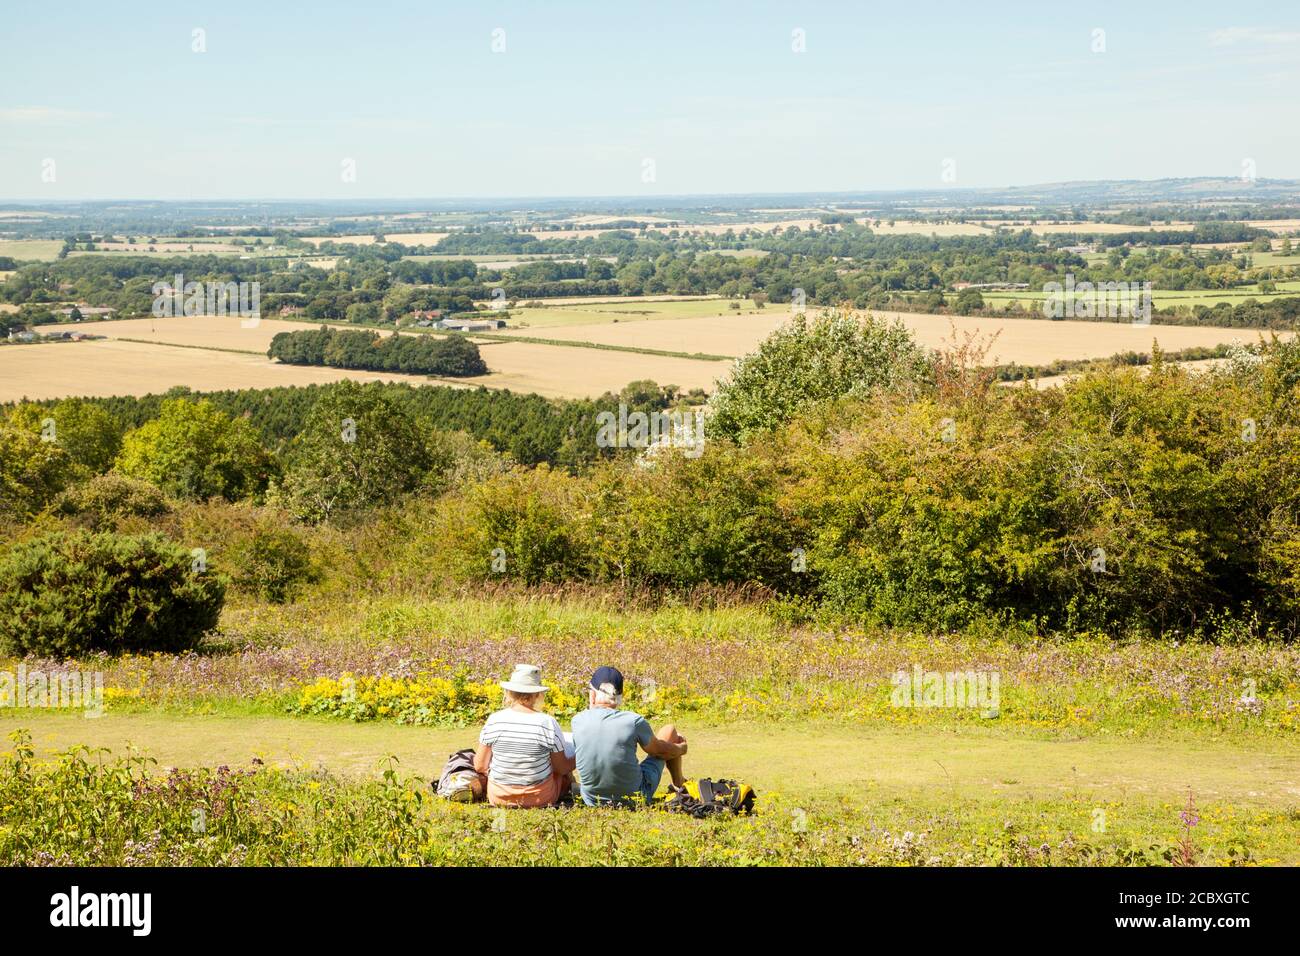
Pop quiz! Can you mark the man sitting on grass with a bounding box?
[572,666,687,807]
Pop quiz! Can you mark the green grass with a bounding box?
[2,591,1295,866]
[0,239,63,262]
[980,281,1300,312]
[2,713,1293,865]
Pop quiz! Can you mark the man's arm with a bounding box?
[642,730,686,759]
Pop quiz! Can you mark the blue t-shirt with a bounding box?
[572,707,654,801]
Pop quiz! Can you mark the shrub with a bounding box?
[587,446,802,590]
[0,531,225,657]
[51,474,173,530]
[226,523,319,603]
[427,465,591,584]
[707,308,932,444]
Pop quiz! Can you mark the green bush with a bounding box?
[227,523,319,603]
[51,474,173,530]
[0,531,225,657]
[707,309,932,443]
[428,465,592,584]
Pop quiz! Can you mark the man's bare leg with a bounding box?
[656,723,686,787]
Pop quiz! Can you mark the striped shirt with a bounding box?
[479,708,565,786]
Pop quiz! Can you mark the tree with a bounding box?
[707,309,933,443]
[115,398,274,501]
[953,288,985,315]
[6,399,123,475]
[0,422,74,517]
[275,381,431,522]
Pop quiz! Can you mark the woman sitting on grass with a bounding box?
[474,664,576,808]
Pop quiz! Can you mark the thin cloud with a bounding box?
[0,106,110,123]
[1209,27,1300,46]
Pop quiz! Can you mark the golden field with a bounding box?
[33,315,330,352]
[300,232,450,247]
[499,308,1284,366]
[0,339,439,403]
[5,308,1287,403]
[11,314,729,400]
[464,340,729,397]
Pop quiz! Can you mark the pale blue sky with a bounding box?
[1,0,1297,199]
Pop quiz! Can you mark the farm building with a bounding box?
[437,317,507,332]
[57,305,115,319]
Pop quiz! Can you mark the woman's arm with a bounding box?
[550,750,576,775]
[473,744,492,775]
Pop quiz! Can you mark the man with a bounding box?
[572,665,687,806]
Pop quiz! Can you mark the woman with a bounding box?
[474,664,576,808]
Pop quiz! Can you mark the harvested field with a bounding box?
[504,298,769,330]
[501,308,1286,365]
[0,339,437,403]
[461,340,729,398]
[14,314,730,400]
[300,232,449,247]
[33,315,332,352]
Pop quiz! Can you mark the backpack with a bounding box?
[662,778,756,818]
[431,748,482,802]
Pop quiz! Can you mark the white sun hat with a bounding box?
[500,664,549,695]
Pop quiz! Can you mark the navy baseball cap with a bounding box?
[589,666,624,695]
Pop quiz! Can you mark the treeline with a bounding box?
[267,326,488,376]
[1089,223,1269,248]
[4,225,1297,331]
[2,379,685,468]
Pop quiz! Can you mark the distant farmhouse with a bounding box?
[437,316,508,332]
[7,328,104,343]
[410,309,507,331]
[951,282,1029,291]
[57,305,115,320]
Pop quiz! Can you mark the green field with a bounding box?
[981,280,1300,312]
[1,592,1295,866]
[4,710,1295,865]
[1241,251,1300,268]
[0,239,64,262]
